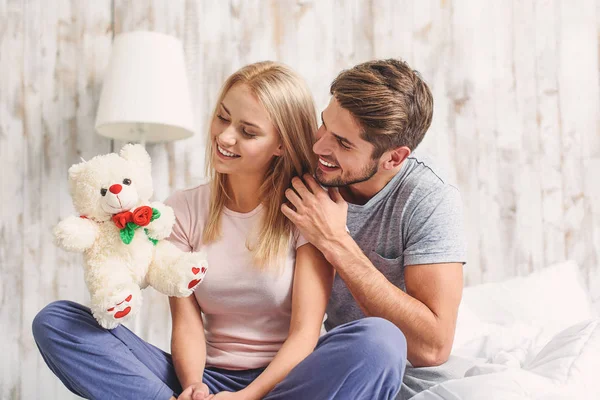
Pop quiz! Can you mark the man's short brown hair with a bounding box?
[330,59,434,158]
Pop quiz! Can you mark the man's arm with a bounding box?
[323,233,462,367]
[282,174,463,367]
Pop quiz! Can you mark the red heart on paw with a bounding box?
[188,279,201,289]
[116,294,132,306]
[114,307,131,319]
[201,267,207,274]
[192,267,200,275]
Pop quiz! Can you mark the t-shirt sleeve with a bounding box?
[164,191,193,252]
[403,185,467,266]
[294,229,309,250]
[296,233,308,250]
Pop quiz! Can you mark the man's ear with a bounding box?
[382,146,411,170]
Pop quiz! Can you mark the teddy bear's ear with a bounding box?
[68,160,86,181]
[119,143,151,170]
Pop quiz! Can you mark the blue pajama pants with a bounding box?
[32,300,407,399]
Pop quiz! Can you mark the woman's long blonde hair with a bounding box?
[203,61,317,269]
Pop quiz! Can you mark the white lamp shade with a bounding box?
[95,31,195,143]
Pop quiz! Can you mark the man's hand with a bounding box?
[281,174,349,251]
[206,391,248,399]
[178,382,210,400]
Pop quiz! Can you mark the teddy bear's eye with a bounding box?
[100,188,107,196]
[123,178,132,185]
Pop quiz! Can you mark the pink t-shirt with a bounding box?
[164,183,308,370]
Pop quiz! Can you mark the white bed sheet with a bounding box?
[405,261,600,400]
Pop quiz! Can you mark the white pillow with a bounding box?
[462,261,592,329]
[453,260,594,353]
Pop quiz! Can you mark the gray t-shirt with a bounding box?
[325,152,467,330]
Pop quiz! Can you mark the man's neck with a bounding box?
[341,163,403,205]
[224,174,263,213]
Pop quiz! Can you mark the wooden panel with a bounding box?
[0,1,26,398]
[0,1,112,399]
[556,0,599,312]
[490,0,522,278]
[446,0,492,285]
[590,0,600,315]
[534,0,566,272]
[557,0,586,283]
[512,0,544,275]
[373,0,415,62]
[21,3,57,398]
[411,0,457,183]
[20,2,113,399]
[331,0,374,70]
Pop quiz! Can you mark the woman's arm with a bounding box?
[239,243,335,400]
[169,295,208,391]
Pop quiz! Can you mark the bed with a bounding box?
[400,261,600,400]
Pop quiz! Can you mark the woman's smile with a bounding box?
[216,144,241,160]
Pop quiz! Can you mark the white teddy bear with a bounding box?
[54,144,207,329]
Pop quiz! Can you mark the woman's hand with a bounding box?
[178,382,210,400]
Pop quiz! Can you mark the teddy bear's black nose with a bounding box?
[109,184,122,194]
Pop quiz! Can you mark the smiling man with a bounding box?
[280,59,467,399]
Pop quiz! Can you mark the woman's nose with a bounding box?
[218,126,237,145]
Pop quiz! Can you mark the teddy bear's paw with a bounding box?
[145,203,175,240]
[93,287,143,329]
[187,264,207,290]
[145,220,172,241]
[171,254,207,297]
[186,253,208,291]
[106,293,134,320]
[53,216,98,252]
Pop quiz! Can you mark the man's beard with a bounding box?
[315,158,379,187]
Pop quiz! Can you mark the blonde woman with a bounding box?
[33,62,334,400]
[166,62,334,400]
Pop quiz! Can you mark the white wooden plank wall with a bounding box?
[0,1,598,399]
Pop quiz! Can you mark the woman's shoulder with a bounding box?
[165,181,212,211]
[292,226,309,250]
